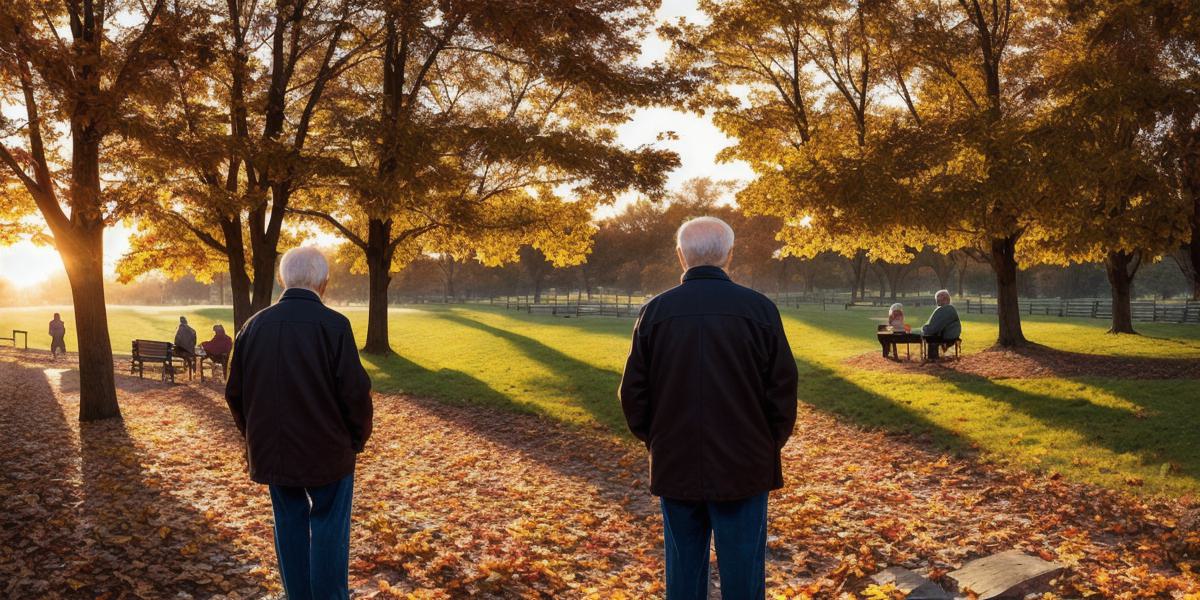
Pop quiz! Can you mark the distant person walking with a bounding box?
[619,217,799,600]
[226,246,373,600]
[920,290,962,360]
[48,313,66,359]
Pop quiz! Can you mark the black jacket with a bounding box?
[619,266,799,501]
[225,288,373,487]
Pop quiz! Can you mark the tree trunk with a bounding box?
[1105,250,1139,334]
[61,227,121,421]
[849,251,866,302]
[990,235,1027,347]
[956,261,967,297]
[249,242,277,314]
[220,217,256,331]
[1190,195,1200,299]
[363,219,395,355]
[56,120,121,422]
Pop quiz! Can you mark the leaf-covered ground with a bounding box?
[2,349,1199,599]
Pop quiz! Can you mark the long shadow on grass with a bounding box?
[444,304,635,341]
[431,312,628,433]
[932,370,1200,487]
[792,356,970,453]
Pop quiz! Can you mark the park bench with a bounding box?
[921,337,962,362]
[131,339,180,383]
[0,330,28,349]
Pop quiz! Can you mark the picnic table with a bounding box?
[877,329,923,361]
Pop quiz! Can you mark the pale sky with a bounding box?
[0,0,749,288]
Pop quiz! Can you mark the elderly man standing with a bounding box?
[620,216,799,600]
[226,246,373,600]
[920,290,962,360]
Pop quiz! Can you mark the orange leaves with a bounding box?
[2,351,1200,598]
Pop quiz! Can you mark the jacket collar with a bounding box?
[681,265,731,283]
[280,287,324,303]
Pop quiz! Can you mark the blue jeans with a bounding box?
[660,492,768,600]
[269,473,355,600]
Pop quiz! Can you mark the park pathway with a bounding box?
[1,349,1197,598]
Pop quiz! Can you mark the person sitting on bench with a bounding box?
[174,316,198,373]
[201,324,233,363]
[920,290,961,360]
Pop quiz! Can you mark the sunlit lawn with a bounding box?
[2,302,1199,495]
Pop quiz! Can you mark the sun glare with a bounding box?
[0,241,65,288]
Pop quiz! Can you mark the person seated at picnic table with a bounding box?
[174,316,198,373]
[200,324,233,363]
[877,303,912,358]
[920,290,962,360]
[48,313,67,360]
[888,303,907,330]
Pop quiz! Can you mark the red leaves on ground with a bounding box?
[1,348,1198,598]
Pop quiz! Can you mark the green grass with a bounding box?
[3,302,1199,495]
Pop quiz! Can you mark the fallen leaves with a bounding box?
[1,348,1199,598]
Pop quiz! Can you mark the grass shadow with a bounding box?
[930,369,1200,489]
[792,356,973,455]
[431,312,627,434]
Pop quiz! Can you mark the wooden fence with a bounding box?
[958,298,1200,324]
[487,292,1200,324]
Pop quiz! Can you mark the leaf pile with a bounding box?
[1,349,1198,598]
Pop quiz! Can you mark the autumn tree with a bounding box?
[0,0,193,420]
[117,0,375,330]
[1031,0,1188,333]
[291,0,682,354]
[1158,0,1200,300]
[668,0,924,306]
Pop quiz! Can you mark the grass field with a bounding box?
[2,302,1199,495]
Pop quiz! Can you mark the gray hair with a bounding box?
[889,303,903,312]
[279,246,330,292]
[676,216,735,268]
[935,290,951,305]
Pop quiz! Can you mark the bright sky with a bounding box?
[0,0,748,289]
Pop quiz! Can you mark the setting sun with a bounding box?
[0,240,63,288]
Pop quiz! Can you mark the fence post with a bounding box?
[1091,301,1098,318]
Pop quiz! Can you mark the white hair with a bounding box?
[676,216,735,268]
[279,246,330,292]
[889,303,903,313]
[935,290,951,305]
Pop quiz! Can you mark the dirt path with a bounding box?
[1,349,1197,598]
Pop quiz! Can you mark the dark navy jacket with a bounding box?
[619,266,799,501]
[225,288,373,487]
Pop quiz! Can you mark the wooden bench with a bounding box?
[131,340,179,383]
[196,352,229,382]
[921,337,962,362]
[0,330,28,349]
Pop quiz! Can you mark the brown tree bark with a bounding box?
[1105,250,1140,334]
[62,224,121,422]
[363,219,396,355]
[990,235,1027,347]
[849,250,867,302]
[65,127,121,421]
[1191,195,1200,300]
